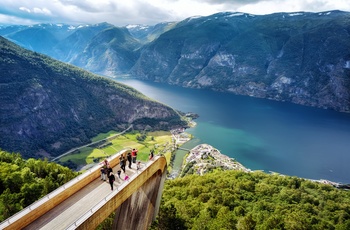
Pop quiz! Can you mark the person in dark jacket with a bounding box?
[120,155,126,173]
[107,166,115,190]
[127,152,132,169]
[149,149,154,160]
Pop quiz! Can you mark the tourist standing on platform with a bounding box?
[100,159,109,181]
[107,166,115,190]
[123,156,127,171]
[149,149,154,160]
[132,148,138,163]
[137,161,141,170]
[106,165,113,177]
[127,152,132,169]
[120,155,126,173]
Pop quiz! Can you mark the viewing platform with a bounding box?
[0,150,167,230]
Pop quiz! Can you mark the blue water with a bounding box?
[116,78,350,183]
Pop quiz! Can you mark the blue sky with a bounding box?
[0,0,349,26]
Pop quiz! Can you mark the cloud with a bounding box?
[193,0,269,5]
[0,1,56,25]
[235,0,350,15]
[33,7,52,15]
[19,6,52,15]
[57,0,117,13]
[49,1,159,25]
[0,0,349,26]
[0,13,38,25]
[19,7,31,13]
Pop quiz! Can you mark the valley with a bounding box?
[56,130,175,172]
[0,37,186,159]
[1,3,350,229]
[2,10,349,112]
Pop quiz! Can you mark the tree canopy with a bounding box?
[153,169,350,230]
[0,149,78,221]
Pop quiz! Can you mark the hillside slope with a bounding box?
[70,27,141,76]
[2,11,350,112]
[0,37,186,158]
[157,170,350,229]
[132,11,350,112]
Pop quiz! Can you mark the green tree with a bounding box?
[20,183,44,207]
[0,188,22,220]
[158,170,350,229]
[0,149,78,221]
[236,213,256,230]
[151,204,187,230]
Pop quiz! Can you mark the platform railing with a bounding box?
[65,158,153,230]
[0,149,128,229]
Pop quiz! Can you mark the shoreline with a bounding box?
[182,143,251,175]
[183,143,347,187]
[172,128,347,188]
[184,143,349,188]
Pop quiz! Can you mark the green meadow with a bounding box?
[58,130,174,170]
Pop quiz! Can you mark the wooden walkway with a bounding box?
[23,164,139,230]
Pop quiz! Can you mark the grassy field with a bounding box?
[58,130,174,170]
[90,130,119,142]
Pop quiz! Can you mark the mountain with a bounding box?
[2,11,350,112]
[125,22,177,43]
[0,36,186,159]
[131,11,350,112]
[69,26,142,76]
[0,23,142,77]
[51,22,114,62]
[1,24,76,54]
[0,25,27,37]
[0,23,116,62]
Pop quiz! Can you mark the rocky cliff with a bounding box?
[131,11,350,112]
[0,37,186,158]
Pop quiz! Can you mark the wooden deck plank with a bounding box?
[24,165,138,230]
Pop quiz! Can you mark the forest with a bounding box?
[152,169,350,230]
[0,149,78,221]
[2,148,350,229]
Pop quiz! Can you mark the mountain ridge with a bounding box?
[1,10,350,112]
[132,10,350,112]
[0,36,186,159]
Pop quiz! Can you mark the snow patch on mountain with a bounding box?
[126,24,150,30]
[289,13,304,16]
